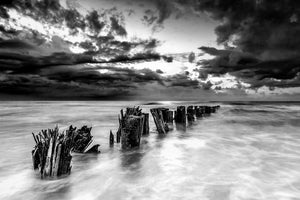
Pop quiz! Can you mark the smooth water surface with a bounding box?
[0,101,300,200]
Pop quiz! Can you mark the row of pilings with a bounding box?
[31,105,220,179]
[111,105,220,149]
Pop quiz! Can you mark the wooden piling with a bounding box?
[187,106,195,122]
[32,126,74,178]
[204,106,212,114]
[160,108,169,122]
[110,130,114,146]
[31,125,100,178]
[194,106,203,118]
[142,113,149,135]
[150,108,168,134]
[166,111,174,123]
[117,106,143,143]
[121,115,144,149]
[175,106,186,125]
[72,125,93,153]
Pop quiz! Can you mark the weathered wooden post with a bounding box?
[72,125,94,153]
[187,106,195,122]
[175,106,186,130]
[211,106,216,113]
[194,106,202,118]
[207,106,212,114]
[175,106,186,124]
[32,126,75,178]
[150,108,168,134]
[160,108,169,122]
[166,110,174,123]
[142,113,149,135]
[121,115,144,149]
[116,115,122,143]
[116,107,145,149]
[31,125,100,179]
[109,130,114,146]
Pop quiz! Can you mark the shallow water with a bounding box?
[0,101,300,200]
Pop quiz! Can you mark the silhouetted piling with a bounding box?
[160,108,169,122]
[109,130,114,146]
[194,106,203,118]
[187,106,195,122]
[142,113,149,135]
[175,106,186,125]
[166,110,174,123]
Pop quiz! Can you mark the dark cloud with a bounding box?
[110,17,127,36]
[64,9,86,30]
[0,73,130,100]
[192,0,300,90]
[143,9,158,25]
[137,0,300,91]
[86,10,105,34]
[0,39,35,49]
[165,73,200,88]
[0,25,19,35]
[198,46,300,89]
[0,7,9,18]
[0,0,13,7]
[155,0,172,24]
[194,0,300,59]
[156,69,164,74]
[202,81,213,90]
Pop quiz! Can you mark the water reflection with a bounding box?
[175,123,186,132]
[120,150,146,171]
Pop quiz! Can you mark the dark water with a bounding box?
[0,101,300,200]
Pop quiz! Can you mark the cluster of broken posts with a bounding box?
[31,105,220,179]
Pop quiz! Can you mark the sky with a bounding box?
[0,0,299,100]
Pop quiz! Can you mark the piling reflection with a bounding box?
[120,150,145,171]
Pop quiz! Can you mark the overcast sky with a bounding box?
[0,0,299,100]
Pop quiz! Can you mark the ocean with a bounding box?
[0,101,300,200]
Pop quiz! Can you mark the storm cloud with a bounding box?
[138,0,300,91]
[1,0,300,99]
[191,0,300,91]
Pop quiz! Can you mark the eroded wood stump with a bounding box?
[116,106,143,143]
[187,106,195,122]
[32,126,74,178]
[194,106,203,118]
[121,115,144,149]
[166,111,174,123]
[110,130,114,146]
[142,113,149,135]
[31,125,100,178]
[175,106,186,125]
[116,107,147,149]
[72,125,93,153]
[150,108,169,134]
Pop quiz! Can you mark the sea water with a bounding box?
[0,101,299,200]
